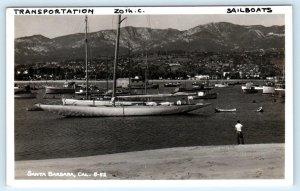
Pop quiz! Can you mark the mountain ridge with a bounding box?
[15,22,285,64]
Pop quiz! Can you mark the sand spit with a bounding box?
[15,143,284,180]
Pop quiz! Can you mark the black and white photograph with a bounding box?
[6,6,293,187]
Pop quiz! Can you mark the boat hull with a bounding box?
[263,86,275,94]
[15,93,37,99]
[190,93,217,99]
[36,103,211,117]
[242,89,258,94]
[45,86,75,94]
[214,84,229,88]
[215,108,236,112]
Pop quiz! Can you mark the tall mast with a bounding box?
[144,50,148,94]
[85,15,89,99]
[112,15,126,106]
[106,57,109,91]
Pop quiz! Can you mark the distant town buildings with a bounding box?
[15,51,284,81]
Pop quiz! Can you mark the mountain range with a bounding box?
[15,22,285,65]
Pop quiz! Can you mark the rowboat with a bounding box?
[36,103,211,117]
[257,107,264,112]
[215,108,236,112]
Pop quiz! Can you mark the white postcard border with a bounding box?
[6,5,293,188]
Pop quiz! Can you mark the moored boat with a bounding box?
[189,91,217,100]
[14,85,37,99]
[263,81,275,94]
[242,82,258,94]
[214,82,229,88]
[15,92,37,99]
[257,106,264,112]
[45,81,76,94]
[215,108,237,112]
[275,82,285,92]
[173,86,213,94]
[75,84,104,95]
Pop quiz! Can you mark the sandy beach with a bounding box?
[15,143,284,180]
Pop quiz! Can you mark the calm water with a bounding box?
[15,81,285,160]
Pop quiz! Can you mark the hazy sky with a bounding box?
[15,14,284,38]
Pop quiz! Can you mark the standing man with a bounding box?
[235,120,244,144]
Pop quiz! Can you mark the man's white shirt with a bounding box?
[235,123,243,132]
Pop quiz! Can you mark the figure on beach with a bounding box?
[235,120,244,144]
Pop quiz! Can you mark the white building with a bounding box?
[195,75,209,80]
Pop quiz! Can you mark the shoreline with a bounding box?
[15,143,284,180]
[14,79,268,84]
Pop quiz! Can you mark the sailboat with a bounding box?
[36,15,211,117]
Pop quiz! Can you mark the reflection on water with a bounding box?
[14,81,285,160]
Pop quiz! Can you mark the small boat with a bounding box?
[242,82,258,94]
[192,82,208,88]
[241,85,263,91]
[263,81,275,94]
[173,86,213,94]
[275,82,285,92]
[257,107,264,112]
[189,91,217,100]
[214,82,229,88]
[215,108,237,112]
[14,85,37,99]
[75,84,104,95]
[36,103,211,117]
[192,79,214,89]
[15,92,37,99]
[45,81,76,94]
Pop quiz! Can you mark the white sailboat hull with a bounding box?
[36,103,211,117]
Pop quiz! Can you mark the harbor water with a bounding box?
[14,81,285,160]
